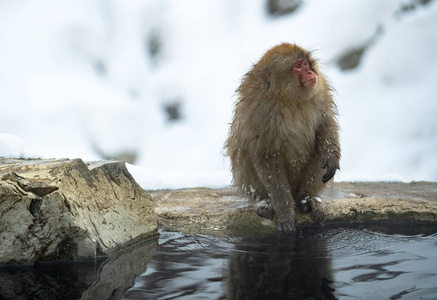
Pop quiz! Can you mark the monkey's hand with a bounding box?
[321,157,339,183]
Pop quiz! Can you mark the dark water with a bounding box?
[1,225,437,300]
[124,225,437,300]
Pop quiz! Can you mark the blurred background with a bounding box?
[1,0,436,189]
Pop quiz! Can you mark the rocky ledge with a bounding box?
[2,157,436,264]
[0,158,157,266]
[151,181,437,236]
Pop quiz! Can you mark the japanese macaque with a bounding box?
[225,43,340,233]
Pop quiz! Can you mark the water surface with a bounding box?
[125,225,437,299]
[1,225,436,299]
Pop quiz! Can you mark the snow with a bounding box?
[1,0,436,189]
[0,134,29,159]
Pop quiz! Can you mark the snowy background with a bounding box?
[1,0,436,189]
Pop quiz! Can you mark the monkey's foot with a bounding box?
[254,200,275,220]
[278,220,295,233]
[300,196,311,213]
[277,215,296,233]
[308,197,325,224]
[300,197,311,213]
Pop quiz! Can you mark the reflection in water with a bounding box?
[0,262,100,300]
[226,231,335,300]
[125,225,437,300]
[125,230,335,299]
[0,237,157,300]
[124,231,230,299]
[1,225,437,299]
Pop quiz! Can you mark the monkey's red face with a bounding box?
[292,59,318,88]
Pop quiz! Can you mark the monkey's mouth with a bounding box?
[303,77,317,87]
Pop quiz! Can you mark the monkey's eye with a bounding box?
[295,63,301,69]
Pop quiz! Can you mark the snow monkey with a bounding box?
[225,43,340,233]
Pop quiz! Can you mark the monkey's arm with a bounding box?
[317,115,341,183]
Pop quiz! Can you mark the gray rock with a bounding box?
[0,158,158,265]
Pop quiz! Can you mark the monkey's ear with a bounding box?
[262,67,271,89]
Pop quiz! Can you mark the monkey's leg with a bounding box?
[237,161,269,202]
[297,157,326,223]
[254,158,297,233]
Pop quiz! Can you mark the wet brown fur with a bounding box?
[225,43,341,232]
